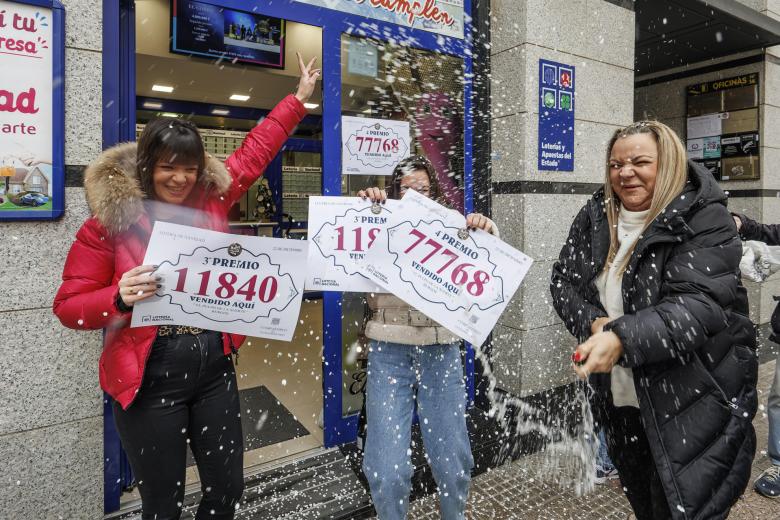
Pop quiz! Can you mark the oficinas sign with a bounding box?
[687,73,759,96]
[0,0,65,221]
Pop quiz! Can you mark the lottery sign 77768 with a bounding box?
[341,115,411,176]
[358,189,533,346]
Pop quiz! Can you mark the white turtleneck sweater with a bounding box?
[595,206,649,408]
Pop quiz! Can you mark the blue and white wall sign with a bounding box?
[538,59,575,172]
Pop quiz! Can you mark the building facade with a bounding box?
[2,0,780,517]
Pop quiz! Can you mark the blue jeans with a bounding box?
[597,429,615,471]
[362,341,473,520]
[769,355,780,465]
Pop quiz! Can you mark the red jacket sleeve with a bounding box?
[53,218,128,330]
[223,94,307,208]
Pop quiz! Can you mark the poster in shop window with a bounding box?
[342,116,411,176]
[306,196,400,292]
[357,189,533,346]
[131,222,308,341]
[686,73,760,180]
[0,0,65,221]
[686,137,720,160]
[686,114,722,140]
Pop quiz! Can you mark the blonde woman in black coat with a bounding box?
[551,121,757,520]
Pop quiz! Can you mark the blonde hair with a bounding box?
[604,120,688,273]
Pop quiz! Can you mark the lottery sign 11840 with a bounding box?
[358,189,533,346]
[130,221,308,341]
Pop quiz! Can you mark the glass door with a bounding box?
[321,25,475,447]
[106,0,474,513]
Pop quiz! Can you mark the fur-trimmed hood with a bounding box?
[83,142,232,235]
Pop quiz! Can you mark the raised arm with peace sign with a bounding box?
[294,52,321,105]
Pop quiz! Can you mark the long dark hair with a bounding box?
[136,118,206,200]
[387,155,443,203]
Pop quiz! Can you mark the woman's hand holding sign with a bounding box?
[118,265,161,307]
[465,213,496,234]
[358,187,387,203]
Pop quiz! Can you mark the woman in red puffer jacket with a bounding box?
[54,54,319,520]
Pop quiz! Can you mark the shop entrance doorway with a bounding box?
[331,31,475,445]
[104,1,328,511]
[102,0,476,514]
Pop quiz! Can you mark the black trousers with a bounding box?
[604,406,671,520]
[113,331,244,520]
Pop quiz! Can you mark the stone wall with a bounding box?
[0,0,104,517]
[488,0,635,397]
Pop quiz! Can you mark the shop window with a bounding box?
[280,150,322,224]
[686,74,760,181]
[339,33,466,418]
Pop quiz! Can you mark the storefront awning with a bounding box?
[636,0,780,75]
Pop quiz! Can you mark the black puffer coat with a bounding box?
[550,162,757,520]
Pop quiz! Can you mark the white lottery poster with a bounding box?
[306,196,400,292]
[131,222,308,341]
[359,190,533,346]
[341,116,411,176]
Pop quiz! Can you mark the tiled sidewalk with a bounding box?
[402,360,780,520]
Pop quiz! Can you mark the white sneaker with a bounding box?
[595,465,619,484]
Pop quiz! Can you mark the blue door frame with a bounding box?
[102,0,475,512]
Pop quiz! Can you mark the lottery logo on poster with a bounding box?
[132,222,308,341]
[342,116,411,176]
[559,68,572,88]
[306,196,399,292]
